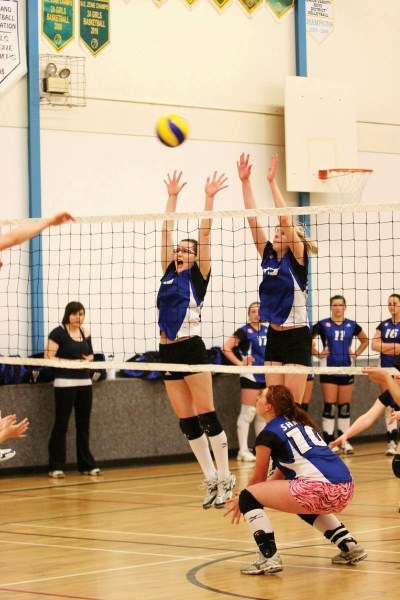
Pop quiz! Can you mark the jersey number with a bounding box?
[286,425,325,454]
[334,331,345,341]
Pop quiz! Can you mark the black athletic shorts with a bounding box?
[320,374,354,386]
[264,326,311,366]
[159,336,209,381]
[240,377,265,390]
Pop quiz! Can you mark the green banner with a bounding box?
[42,0,74,52]
[267,0,295,18]
[79,0,110,57]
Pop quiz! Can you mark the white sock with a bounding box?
[188,434,216,481]
[208,431,230,480]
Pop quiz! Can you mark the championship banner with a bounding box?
[0,0,27,95]
[209,0,232,10]
[266,0,295,19]
[79,0,110,57]
[42,0,74,52]
[306,0,334,44]
[238,0,263,15]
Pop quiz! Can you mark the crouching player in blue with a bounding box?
[225,385,367,574]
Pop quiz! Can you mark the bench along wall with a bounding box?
[0,375,385,473]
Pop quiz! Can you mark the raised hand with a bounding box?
[164,171,187,197]
[205,171,228,198]
[49,213,75,226]
[237,153,252,182]
[267,153,279,183]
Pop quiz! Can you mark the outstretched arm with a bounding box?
[161,171,187,272]
[267,154,305,264]
[198,171,228,277]
[0,213,74,252]
[330,398,386,448]
[237,153,267,258]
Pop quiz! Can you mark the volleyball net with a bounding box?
[0,201,399,377]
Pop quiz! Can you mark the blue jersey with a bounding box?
[234,323,268,384]
[256,416,352,483]
[259,241,308,327]
[376,320,400,367]
[157,262,210,341]
[312,318,362,368]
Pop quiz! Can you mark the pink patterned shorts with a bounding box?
[289,479,355,514]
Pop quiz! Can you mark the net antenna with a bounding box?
[318,168,373,204]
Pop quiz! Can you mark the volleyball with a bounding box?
[156,114,189,147]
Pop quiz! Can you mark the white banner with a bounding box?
[306,0,334,44]
[0,0,26,95]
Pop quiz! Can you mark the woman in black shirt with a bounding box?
[46,301,101,478]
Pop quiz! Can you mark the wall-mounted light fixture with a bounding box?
[43,63,71,94]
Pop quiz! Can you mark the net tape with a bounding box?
[0,355,396,377]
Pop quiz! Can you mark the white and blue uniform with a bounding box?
[312,318,362,371]
[233,323,268,385]
[256,416,352,483]
[259,241,308,327]
[376,319,400,368]
[157,262,209,340]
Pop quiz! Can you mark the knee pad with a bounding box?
[338,403,350,419]
[323,403,336,419]
[392,454,400,478]
[179,416,203,441]
[238,405,256,424]
[239,488,264,514]
[298,513,318,526]
[198,411,223,437]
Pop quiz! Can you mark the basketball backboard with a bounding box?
[284,76,358,193]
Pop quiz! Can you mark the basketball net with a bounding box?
[318,169,373,204]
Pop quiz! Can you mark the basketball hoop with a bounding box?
[318,168,373,204]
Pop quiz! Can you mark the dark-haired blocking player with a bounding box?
[157,170,236,510]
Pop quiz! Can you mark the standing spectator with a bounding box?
[371,293,400,455]
[158,170,236,510]
[222,302,268,461]
[237,153,317,405]
[312,295,369,454]
[46,301,101,479]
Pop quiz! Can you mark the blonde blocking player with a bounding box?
[237,153,317,405]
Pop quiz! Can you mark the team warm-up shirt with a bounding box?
[312,318,362,368]
[376,319,400,367]
[259,241,308,327]
[157,262,210,340]
[256,416,353,483]
[234,323,268,384]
